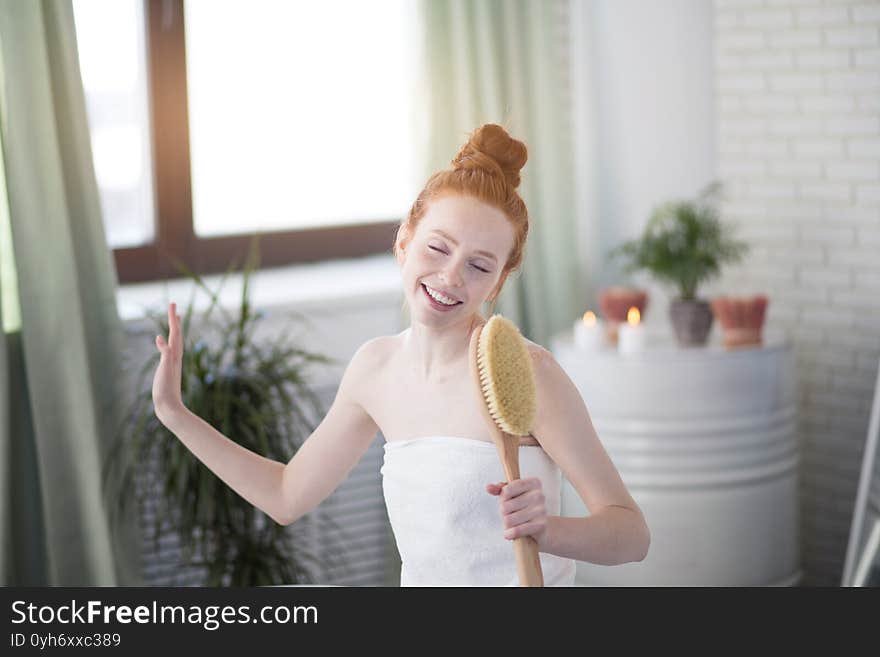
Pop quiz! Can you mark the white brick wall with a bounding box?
[714,0,880,586]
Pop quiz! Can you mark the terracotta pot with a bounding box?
[669,299,713,347]
[599,287,648,344]
[710,295,769,349]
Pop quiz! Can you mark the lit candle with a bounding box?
[574,311,604,351]
[618,307,645,355]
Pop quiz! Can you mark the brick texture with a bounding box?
[714,0,880,586]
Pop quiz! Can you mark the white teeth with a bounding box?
[424,284,458,306]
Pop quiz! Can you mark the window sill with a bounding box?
[116,253,402,323]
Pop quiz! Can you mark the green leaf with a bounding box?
[108,243,337,585]
[606,180,748,299]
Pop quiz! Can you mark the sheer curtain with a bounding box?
[0,0,141,585]
[415,0,585,345]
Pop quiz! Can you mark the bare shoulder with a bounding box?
[351,334,397,367]
[346,335,396,379]
[338,334,398,401]
[522,338,557,376]
[518,338,576,441]
[521,338,578,420]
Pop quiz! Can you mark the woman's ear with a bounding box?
[395,224,410,265]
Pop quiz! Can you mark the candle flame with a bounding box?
[582,311,597,327]
[627,307,641,326]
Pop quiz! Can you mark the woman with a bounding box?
[152,124,650,586]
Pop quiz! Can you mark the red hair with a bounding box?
[394,124,529,303]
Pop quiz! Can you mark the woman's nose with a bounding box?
[439,262,464,288]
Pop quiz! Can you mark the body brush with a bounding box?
[468,314,544,587]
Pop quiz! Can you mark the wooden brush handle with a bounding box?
[469,323,545,588]
[496,438,545,587]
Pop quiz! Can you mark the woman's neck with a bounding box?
[404,313,484,383]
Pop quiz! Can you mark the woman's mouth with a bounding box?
[421,283,462,311]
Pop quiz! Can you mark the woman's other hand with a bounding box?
[486,477,548,550]
[152,301,186,421]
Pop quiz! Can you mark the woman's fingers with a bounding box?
[168,303,176,343]
[156,302,182,355]
[501,494,532,514]
[503,503,545,529]
[486,481,507,495]
[504,519,546,541]
[166,302,183,350]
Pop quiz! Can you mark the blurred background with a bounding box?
[1,0,878,587]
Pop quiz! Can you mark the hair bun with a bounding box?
[450,123,528,189]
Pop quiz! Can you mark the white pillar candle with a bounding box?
[574,311,604,351]
[618,307,645,355]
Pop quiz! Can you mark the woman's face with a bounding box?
[397,194,515,327]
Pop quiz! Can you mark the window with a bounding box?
[74,0,418,283]
[73,0,155,249]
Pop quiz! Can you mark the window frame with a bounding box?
[114,0,399,284]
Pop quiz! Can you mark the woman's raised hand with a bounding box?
[152,302,186,420]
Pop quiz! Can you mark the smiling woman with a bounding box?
[398,194,514,323]
[153,123,649,587]
[393,123,530,322]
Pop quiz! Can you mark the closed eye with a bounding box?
[429,244,490,273]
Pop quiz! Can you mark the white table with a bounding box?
[550,329,801,586]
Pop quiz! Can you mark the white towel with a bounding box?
[380,436,577,586]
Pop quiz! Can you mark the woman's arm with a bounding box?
[277,341,381,526]
[541,507,649,565]
[526,345,651,565]
[158,406,291,525]
[154,304,380,526]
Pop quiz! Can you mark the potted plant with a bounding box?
[102,238,350,585]
[609,181,749,346]
[711,295,769,349]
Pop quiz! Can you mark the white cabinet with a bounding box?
[550,331,801,586]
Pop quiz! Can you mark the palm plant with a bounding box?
[609,181,749,346]
[609,181,748,302]
[102,238,351,585]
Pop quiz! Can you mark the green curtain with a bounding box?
[415,0,584,345]
[0,0,142,585]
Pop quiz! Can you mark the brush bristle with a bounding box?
[476,315,536,436]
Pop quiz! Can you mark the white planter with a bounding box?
[550,330,801,586]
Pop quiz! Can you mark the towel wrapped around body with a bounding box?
[380,435,577,586]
